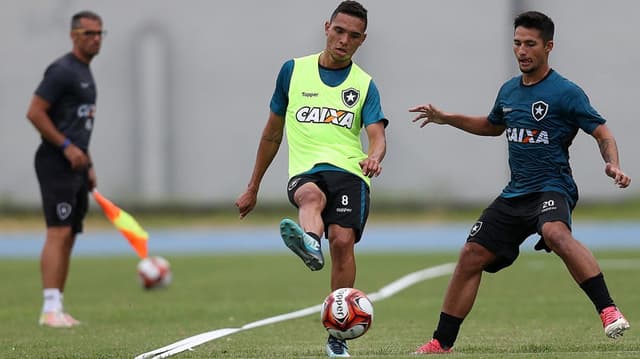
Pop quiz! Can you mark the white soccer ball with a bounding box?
[137,256,172,289]
[321,287,374,340]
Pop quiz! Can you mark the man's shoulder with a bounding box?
[496,75,521,96]
[45,53,79,75]
[349,60,371,78]
[50,53,76,67]
[502,75,521,87]
[293,52,320,62]
[276,59,295,80]
[547,70,582,92]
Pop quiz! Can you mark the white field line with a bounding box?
[134,262,455,359]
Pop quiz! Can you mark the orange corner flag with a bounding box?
[92,189,149,259]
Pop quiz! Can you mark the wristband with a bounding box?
[61,138,71,150]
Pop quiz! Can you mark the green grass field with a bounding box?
[1,250,638,358]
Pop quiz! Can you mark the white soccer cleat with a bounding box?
[39,311,75,328]
[63,312,81,326]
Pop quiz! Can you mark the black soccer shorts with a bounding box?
[466,191,572,273]
[35,145,89,234]
[286,170,370,242]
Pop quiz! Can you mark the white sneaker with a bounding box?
[63,312,81,326]
[39,311,74,328]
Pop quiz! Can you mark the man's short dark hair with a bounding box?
[330,1,368,31]
[514,11,554,43]
[71,10,102,30]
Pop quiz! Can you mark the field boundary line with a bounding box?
[134,262,455,359]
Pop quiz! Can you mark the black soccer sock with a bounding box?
[433,312,464,349]
[579,272,615,313]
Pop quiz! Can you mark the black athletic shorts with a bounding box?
[467,191,573,273]
[35,144,89,234]
[286,170,370,242]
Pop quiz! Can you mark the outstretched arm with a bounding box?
[235,112,285,218]
[360,121,386,178]
[408,104,504,136]
[591,124,631,188]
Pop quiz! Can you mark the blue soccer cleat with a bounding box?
[279,218,324,271]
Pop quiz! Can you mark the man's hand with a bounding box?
[359,157,382,178]
[235,188,258,219]
[63,143,90,170]
[408,104,448,127]
[88,166,97,191]
[605,163,631,188]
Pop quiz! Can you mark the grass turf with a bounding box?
[0,251,638,358]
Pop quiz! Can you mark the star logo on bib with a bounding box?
[341,88,359,108]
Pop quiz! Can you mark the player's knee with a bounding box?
[46,226,74,243]
[329,235,352,251]
[459,242,494,271]
[294,186,326,209]
[329,229,356,253]
[540,222,573,252]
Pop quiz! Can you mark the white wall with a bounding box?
[1,0,638,207]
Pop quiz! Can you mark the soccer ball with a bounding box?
[320,287,373,340]
[137,256,172,289]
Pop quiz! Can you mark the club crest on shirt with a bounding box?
[469,221,483,237]
[531,100,549,121]
[341,88,359,108]
[57,202,72,220]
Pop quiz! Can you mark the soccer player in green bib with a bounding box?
[236,1,387,356]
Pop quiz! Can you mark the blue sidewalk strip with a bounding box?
[0,222,638,258]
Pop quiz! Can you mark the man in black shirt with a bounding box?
[26,10,105,328]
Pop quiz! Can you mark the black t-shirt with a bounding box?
[35,52,97,151]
